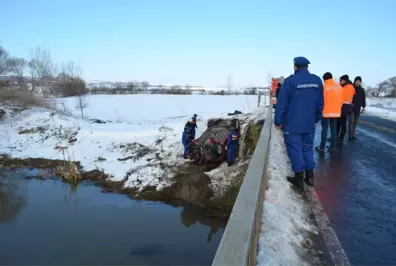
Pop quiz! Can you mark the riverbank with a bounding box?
[0,95,265,217]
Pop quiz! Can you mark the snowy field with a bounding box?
[257,126,315,266]
[0,94,262,190]
[366,97,396,121]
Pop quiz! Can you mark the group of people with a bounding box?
[181,114,240,166]
[274,56,366,189]
[317,74,366,152]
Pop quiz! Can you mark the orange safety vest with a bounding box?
[342,83,356,104]
[323,79,343,118]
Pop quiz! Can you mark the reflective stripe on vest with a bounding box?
[325,85,341,91]
[232,135,238,140]
[323,113,341,118]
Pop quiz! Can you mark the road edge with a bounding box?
[305,187,351,266]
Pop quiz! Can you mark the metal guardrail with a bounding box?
[212,102,273,266]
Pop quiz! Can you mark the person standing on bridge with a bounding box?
[337,75,356,143]
[274,57,324,188]
[351,76,366,140]
[315,72,343,152]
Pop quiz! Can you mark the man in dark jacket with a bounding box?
[275,82,282,99]
[351,76,366,140]
[182,126,194,159]
[275,56,324,188]
[185,114,198,139]
[226,127,239,166]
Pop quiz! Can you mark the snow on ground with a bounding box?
[0,94,261,190]
[257,126,315,266]
[365,97,396,121]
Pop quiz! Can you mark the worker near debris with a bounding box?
[274,56,324,188]
[337,75,356,143]
[315,72,343,153]
[226,127,239,166]
[185,114,198,139]
[351,76,366,140]
[182,126,193,159]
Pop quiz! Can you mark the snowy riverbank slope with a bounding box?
[0,94,263,194]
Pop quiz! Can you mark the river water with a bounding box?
[0,169,225,265]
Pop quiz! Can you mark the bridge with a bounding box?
[211,101,396,265]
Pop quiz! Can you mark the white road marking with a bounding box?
[357,127,396,149]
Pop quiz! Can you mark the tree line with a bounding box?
[0,46,87,98]
[365,77,396,97]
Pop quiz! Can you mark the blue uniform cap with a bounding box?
[293,57,310,66]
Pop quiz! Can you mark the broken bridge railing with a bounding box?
[212,101,273,266]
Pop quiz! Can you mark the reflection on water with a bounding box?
[0,175,27,223]
[0,169,226,265]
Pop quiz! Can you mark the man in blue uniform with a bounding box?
[182,126,193,159]
[226,127,239,166]
[274,57,324,188]
[185,114,198,139]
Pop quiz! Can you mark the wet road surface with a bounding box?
[314,114,396,265]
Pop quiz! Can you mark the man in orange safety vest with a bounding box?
[315,72,343,152]
[337,75,356,143]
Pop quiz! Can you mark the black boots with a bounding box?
[287,172,304,189]
[304,169,314,187]
[287,170,314,189]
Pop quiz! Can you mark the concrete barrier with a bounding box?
[212,102,273,266]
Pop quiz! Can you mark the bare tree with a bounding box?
[28,47,58,97]
[56,61,85,97]
[141,81,149,91]
[62,60,81,80]
[75,94,88,119]
[27,58,40,93]
[388,77,396,97]
[378,80,391,97]
[8,57,27,89]
[0,47,11,76]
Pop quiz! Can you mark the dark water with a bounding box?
[314,115,396,265]
[0,169,225,265]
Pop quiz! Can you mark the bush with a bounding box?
[0,87,48,107]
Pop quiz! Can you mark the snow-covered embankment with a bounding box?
[257,126,325,266]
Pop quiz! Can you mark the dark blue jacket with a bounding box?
[227,131,239,148]
[275,69,324,134]
[182,128,193,145]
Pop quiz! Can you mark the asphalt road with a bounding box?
[314,114,396,265]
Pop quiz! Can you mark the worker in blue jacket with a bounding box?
[185,114,198,139]
[182,126,193,159]
[226,127,239,166]
[274,57,324,188]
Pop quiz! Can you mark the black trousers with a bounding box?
[337,113,354,141]
[351,109,361,138]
